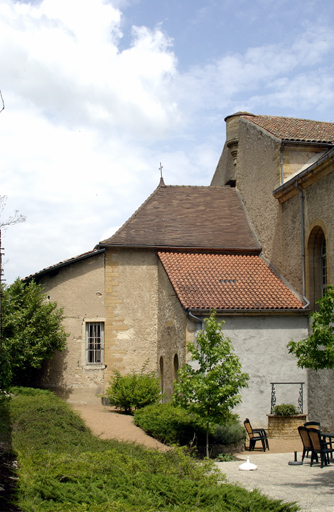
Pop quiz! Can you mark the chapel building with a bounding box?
[27,112,334,428]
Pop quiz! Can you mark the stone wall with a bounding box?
[211,115,334,301]
[279,163,334,302]
[307,369,334,431]
[104,248,159,385]
[157,260,187,398]
[37,252,107,403]
[268,415,306,439]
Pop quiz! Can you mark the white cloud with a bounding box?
[177,24,334,116]
[0,0,180,136]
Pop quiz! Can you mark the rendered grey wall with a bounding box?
[189,315,309,428]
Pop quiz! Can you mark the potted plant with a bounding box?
[273,404,299,416]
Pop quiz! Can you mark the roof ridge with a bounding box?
[242,114,334,124]
[155,184,228,189]
[240,114,334,144]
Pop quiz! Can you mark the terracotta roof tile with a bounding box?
[101,185,260,252]
[158,252,305,311]
[242,114,334,144]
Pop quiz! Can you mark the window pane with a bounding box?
[86,322,104,364]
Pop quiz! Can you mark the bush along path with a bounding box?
[1,388,300,512]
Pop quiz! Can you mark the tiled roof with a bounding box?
[241,114,334,144]
[158,252,305,311]
[100,185,260,252]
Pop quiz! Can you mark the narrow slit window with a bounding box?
[159,356,164,392]
[173,354,179,381]
[86,322,104,364]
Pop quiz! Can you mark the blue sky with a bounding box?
[1,0,334,283]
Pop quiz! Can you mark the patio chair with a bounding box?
[307,427,334,468]
[304,421,321,430]
[298,426,314,461]
[244,418,269,451]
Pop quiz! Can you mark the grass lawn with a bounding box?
[0,388,299,512]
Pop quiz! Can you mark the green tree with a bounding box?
[1,278,67,387]
[173,312,249,457]
[288,285,334,370]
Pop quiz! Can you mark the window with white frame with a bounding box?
[86,322,104,364]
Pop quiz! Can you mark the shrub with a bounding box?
[105,365,161,414]
[10,386,53,396]
[213,421,246,445]
[274,404,299,416]
[134,403,245,449]
[216,453,235,462]
[134,403,206,446]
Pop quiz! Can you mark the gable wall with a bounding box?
[35,253,107,403]
[212,118,284,277]
[232,120,285,276]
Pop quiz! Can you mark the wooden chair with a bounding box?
[244,418,269,451]
[304,421,334,451]
[298,426,314,461]
[307,427,334,467]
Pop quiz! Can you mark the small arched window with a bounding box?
[173,354,179,381]
[308,226,328,309]
[159,356,164,392]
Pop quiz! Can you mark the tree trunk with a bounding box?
[206,423,209,458]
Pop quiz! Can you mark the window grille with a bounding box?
[86,322,104,364]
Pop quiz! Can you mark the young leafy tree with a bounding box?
[288,285,334,370]
[173,312,249,457]
[1,278,67,387]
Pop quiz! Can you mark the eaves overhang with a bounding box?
[23,248,106,282]
[97,243,261,255]
[187,307,309,317]
[273,148,334,203]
